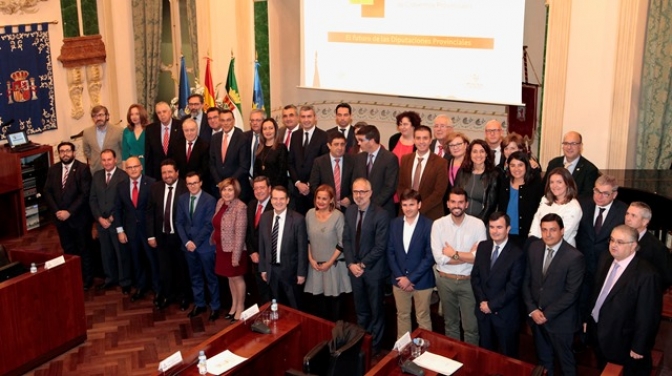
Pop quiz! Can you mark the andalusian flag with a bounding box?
[252,60,265,111]
[203,58,215,110]
[224,56,243,129]
[177,55,190,117]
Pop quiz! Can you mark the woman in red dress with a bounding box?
[211,177,248,321]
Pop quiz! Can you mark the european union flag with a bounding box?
[252,61,265,111]
[178,55,190,118]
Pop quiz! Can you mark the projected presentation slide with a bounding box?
[301,0,525,105]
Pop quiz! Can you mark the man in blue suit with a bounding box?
[387,189,435,339]
[176,172,220,321]
[114,156,159,302]
[471,212,526,358]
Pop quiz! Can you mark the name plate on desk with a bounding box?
[44,256,65,270]
[240,304,259,322]
[157,351,182,372]
[394,331,412,352]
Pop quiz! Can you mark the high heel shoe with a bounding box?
[223,312,235,320]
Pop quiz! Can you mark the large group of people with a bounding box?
[42,99,671,375]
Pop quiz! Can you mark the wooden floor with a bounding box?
[5,224,671,375]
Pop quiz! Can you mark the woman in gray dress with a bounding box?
[304,184,351,321]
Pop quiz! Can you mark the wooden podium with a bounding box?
[0,249,87,376]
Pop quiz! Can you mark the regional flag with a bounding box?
[203,58,216,110]
[224,56,243,130]
[178,55,190,118]
[252,60,265,111]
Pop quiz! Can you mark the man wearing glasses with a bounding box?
[430,114,454,157]
[544,131,599,197]
[183,94,210,140]
[484,120,504,167]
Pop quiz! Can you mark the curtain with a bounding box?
[636,0,672,169]
[132,0,162,114]
[186,0,199,79]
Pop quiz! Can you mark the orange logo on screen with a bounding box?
[350,0,385,18]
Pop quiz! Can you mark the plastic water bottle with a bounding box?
[197,350,207,375]
[30,263,37,274]
[271,299,278,320]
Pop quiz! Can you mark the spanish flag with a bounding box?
[203,58,215,110]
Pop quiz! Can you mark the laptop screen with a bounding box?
[7,131,28,147]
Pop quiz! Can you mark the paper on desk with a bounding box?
[413,351,463,375]
[205,350,248,375]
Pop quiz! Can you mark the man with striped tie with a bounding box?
[245,176,274,304]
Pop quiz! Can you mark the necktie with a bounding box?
[187,142,193,162]
[564,161,571,170]
[438,144,444,157]
[163,126,170,155]
[221,132,229,163]
[254,204,263,228]
[542,247,554,277]
[490,245,500,269]
[303,131,309,148]
[131,180,139,208]
[366,154,374,177]
[591,262,620,322]
[333,158,341,206]
[106,172,111,185]
[252,134,259,167]
[284,129,292,148]
[340,128,345,135]
[189,195,196,219]
[271,215,280,263]
[62,165,69,189]
[164,186,173,233]
[412,157,424,191]
[355,210,364,256]
[594,207,606,234]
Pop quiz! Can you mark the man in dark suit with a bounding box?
[484,120,504,167]
[576,174,627,324]
[523,213,585,376]
[183,94,210,140]
[200,107,222,145]
[353,125,399,218]
[430,114,453,157]
[471,212,525,358]
[89,149,130,293]
[288,105,329,214]
[209,109,251,202]
[146,159,191,310]
[244,109,265,180]
[176,172,220,321]
[588,225,662,375]
[114,156,159,302]
[246,176,274,305]
[624,201,672,289]
[326,103,356,153]
[544,131,599,197]
[44,141,93,289]
[309,132,354,211]
[397,125,448,220]
[387,189,435,339]
[343,178,390,354]
[171,118,209,183]
[278,104,300,151]
[145,101,183,180]
[258,186,308,309]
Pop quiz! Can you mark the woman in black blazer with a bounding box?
[253,118,288,188]
[497,151,544,248]
[454,139,500,223]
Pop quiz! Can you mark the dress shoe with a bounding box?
[179,299,190,311]
[223,312,235,320]
[209,309,220,322]
[188,306,207,318]
[121,286,131,295]
[230,317,239,323]
[131,289,146,302]
[96,282,116,291]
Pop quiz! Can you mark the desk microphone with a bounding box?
[401,359,425,376]
[251,321,271,334]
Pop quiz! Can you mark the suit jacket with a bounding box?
[545,155,599,198]
[429,139,444,157]
[576,198,627,275]
[343,204,390,277]
[278,126,299,151]
[209,128,251,200]
[145,119,184,179]
[82,124,124,172]
[113,175,156,240]
[258,209,308,281]
[471,239,526,327]
[90,168,128,222]
[176,190,216,252]
[590,254,661,361]
[170,137,210,181]
[397,152,448,220]
[327,126,357,152]
[145,179,188,240]
[288,127,329,184]
[44,160,92,228]
[638,231,672,289]
[523,239,585,333]
[309,153,355,204]
[246,198,273,255]
[352,147,399,217]
[386,214,435,289]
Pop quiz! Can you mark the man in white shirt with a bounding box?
[430,114,454,157]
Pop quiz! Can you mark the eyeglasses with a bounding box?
[561,142,581,147]
[434,125,453,129]
[609,238,634,246]
[58,149,73,154]
[593,188,616,198]
[353,190,371,195]
[187,102,201,106]
[484,129,501,133]
[126,165,142,170]
[447,142,464,148]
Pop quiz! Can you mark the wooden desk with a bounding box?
[161,304,372,375]
[0,251,86,376]
[366,329,535,376]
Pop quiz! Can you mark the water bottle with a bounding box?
[270,299,278,320]
[197,350,207,375]
[30,263,37,274]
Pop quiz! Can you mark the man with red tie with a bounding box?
[245,176,274,304]
[430,114,454,157]
[170,118,209,183]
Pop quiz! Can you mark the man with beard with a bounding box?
[82,105,123,173]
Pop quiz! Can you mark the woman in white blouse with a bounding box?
[528,167,583,246]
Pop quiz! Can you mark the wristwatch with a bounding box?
[452,252,460,260]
